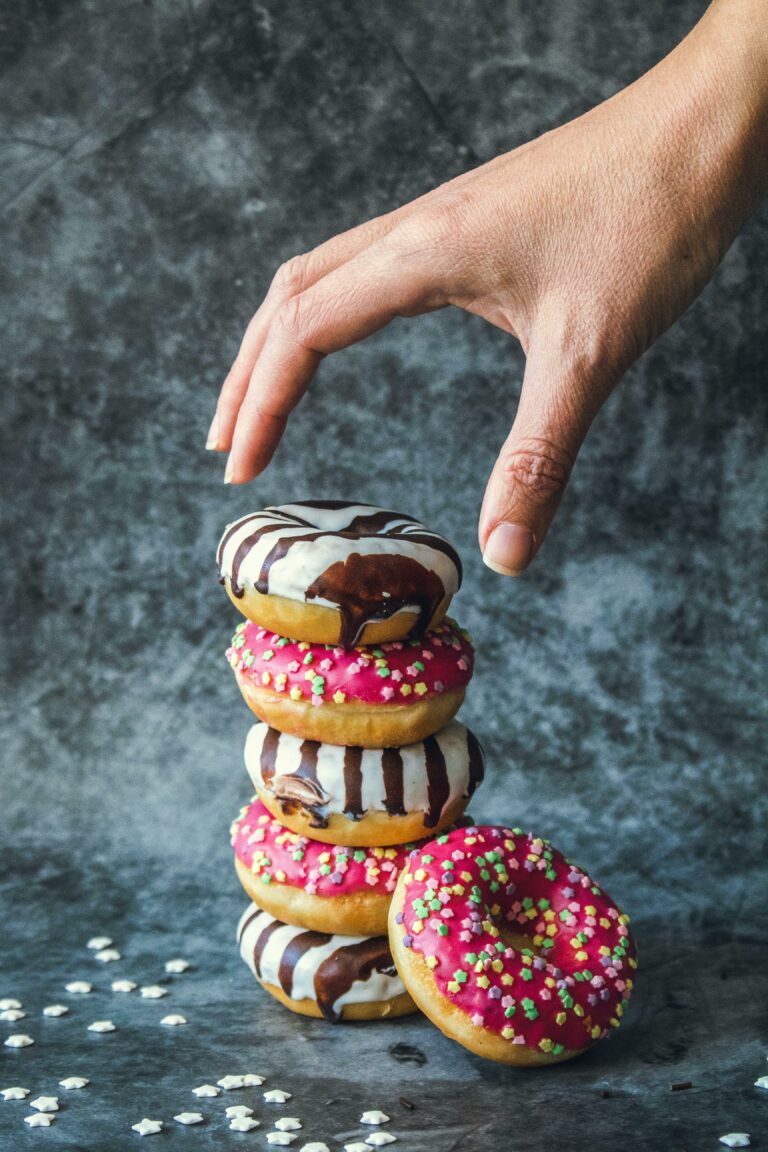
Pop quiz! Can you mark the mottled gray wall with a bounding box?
[2,0,766,935]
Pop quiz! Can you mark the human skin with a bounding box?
[207,0,768,575]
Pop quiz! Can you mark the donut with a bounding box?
[389,825,637,1066]
[226,616,474,747]
[242,720,484,847]
[237,903,416,1023]
[232,798,474,935]
[217,501,462,646]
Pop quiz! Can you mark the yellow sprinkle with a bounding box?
[414,868,426,882]
[591,1025,601,1039]
[609,1017,620,1028]
[400,684,412,696]
[304,670,316,682]
[261,671,271,685]
[544,909,555,921]
[412,920,423,934]
[333,690,346,703]
[275,673,287,685]
[599,918,611,930]
[375,658,387,667]
[476,975,490,989]
[491,959,503,973]
[298,642,309,651]
[425,956,438,969]
[546,924,558,937]
[452,884,465,896]
[629,958,638,969]
[501,1026,515,1040]
[319,852,330,863]
[544,976,556,988]
[275,870,286,882]
[626,978,634,990]
[447,981,460,994]
[521,953,532,966]
[585,905,597,916]
[599,945,611,956]
[290,687,302,701]
[615,1003,624,1017]
[619,913,630,925]
[539,1038,553,1053]
[575,950,588,961]
[525,908,537,920]
[490,904,501,917]
[556,1012,566,1026]
[384,849,396,859]
[574,1004,585,1017]
[503,839,516,851]
[414,682,428,696]
[501,973,513,986]
[465,836,477,845]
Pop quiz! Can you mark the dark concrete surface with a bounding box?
[1,2,766,1149]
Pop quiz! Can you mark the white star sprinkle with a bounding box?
[276,1118,302,1131]
[65,981,93,994]
[230,1117,260,1132]
[87,1020,116,1033]
[301,1145,331,1152]
[344,1144,370,1152]
[43,1005,69,1017]
[131,1118,163,1137]
[0,1009,25,1021]
[24,1113,55,1128]
[192,1084,220,1098]
[241,1073,265,1086]
[218,1075,245,1091]
[267,1134,297,1146]
[111,980,137,993]
[139,986,167,1000]
[59,1077,89,1090]
[366,1136,396,1148]
[164,959,191,973]
[720,1138,750,1149]
[264,1089,291,1103]
[361,1112,389,1126]
[226,1106,254,1119]
[174,1112,204,1125]
[1,1086,30,1101]
[94,949,122,963]
[160,1014,187,1027]
[0,999,22,1010]
[755,1076,768,1090]
[87,936,113,950]
[4,1034,34,1048]
[30,1097,59,1113]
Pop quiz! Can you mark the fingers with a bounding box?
[225,234,443,483]
[478,350,612,575]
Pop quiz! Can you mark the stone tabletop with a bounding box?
[1,1,766,1149]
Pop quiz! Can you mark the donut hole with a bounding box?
[498,924,545,959]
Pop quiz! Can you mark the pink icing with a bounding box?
[231,798,421,898]
[226,617,474,705]
[396,825,637,1054]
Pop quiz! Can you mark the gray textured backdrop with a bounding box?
[1,3,766,1149]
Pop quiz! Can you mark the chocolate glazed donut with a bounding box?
[217,502,462,646]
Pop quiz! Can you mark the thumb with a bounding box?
[478,354,600,575]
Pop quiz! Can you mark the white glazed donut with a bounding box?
[244,719,485,846]
[237,904,416,1023]
[217,501,462,646]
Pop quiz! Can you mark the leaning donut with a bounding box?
[243,720,484,846]
[389,825,637,1065]
[237,904,416,1023]
[217,501,462,646]
[226,617,474,747]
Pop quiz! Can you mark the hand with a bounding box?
[208,0,768,574]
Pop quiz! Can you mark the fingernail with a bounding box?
[224,458,234,485]
[206,413,219,450]
[483,523,535,576]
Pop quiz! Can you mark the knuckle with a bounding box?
[498,438,573,501]
[271,253,310,296]
[273,292,314,346]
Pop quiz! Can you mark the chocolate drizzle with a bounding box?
[314,937,398,1023]
[423,735,450,828]
[259,728,329,827]
[250,917,283,969]
[278,931,332,997]
[342,746,365,819]
[382,748,405,815]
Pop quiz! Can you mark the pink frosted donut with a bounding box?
[232,797,428,935]
[389,824,637,1066]
[226,617,474,747]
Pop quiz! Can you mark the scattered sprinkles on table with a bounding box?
[395,825,637,1056]
[226,617,473,707]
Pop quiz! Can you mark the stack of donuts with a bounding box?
[218,501,484,1025]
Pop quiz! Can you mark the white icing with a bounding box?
[218,504,460,610]
[245,719,476,820]
[237,907,405,1014]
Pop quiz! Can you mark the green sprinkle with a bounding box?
[429,899,441,911]
[436,835,449,844]
[479,951,491,962]
[319,864,331,875]
[233,634,246,649]
[291,850,304,862]
[302,653,314,665]
[504,1006,516,1018]
[552,1043,565,1056]
[521,968,533,982]
[276,637,290,647]
[353,850,366,862]
[437,924,449,937]
[538,898,551,911]
[546,869,557,881]
[372,649,385,658]
[453,970,468,984]
[376,667,390,678]
[494,942,506,953]
[262,649,274,661]
[261,874,272,884]
[522,897,534,910]
[242,649,255,667]
[413,660,425,671]
[422,854,435,863]
[465,952,478,964]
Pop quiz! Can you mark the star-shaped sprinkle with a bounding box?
[112,980,137,993]
[241,1073,265,1086]
[267,1135,297,1146]
[218,1075,245,1090]
[59,1078,89,1090]
[755,1076,768,1090]
[366,1135,396,1147]
[131,1118,163,1137]
[164,959,191,974]
[30,1097,59,1113]
[65,981,92,994]
[361,1112,389,1126]
[139,986,167,999]
[1,1087,30,1101]
[24,1114,55,1127]
[719,1138,750,1149]
[160,1014,187,1027]
[0,999,22,1010]
[94,949,122,963]
[4,1034,34,1048]
[230,1117,260,1132]
[264,1089,291,1103]
[43,1005,68,1017]
[87,937,113,950]
[192,1085,219,1098]
[226,1106,254,1119]
[301,1145,331,1152]
[276,1118,302,1132]
[87,1020,116,1032]
[344,1144,370,1152]
[0,1009,25,1021]
[174,1112,204,1125]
